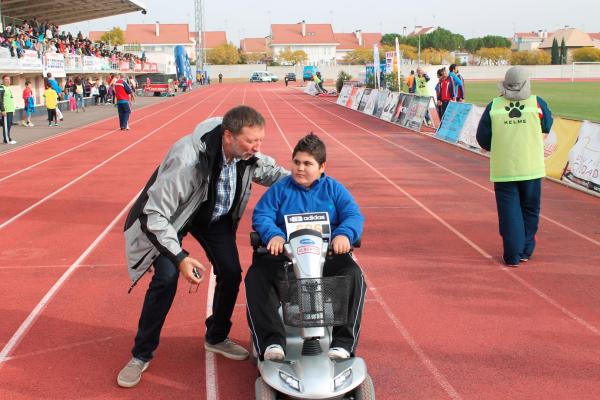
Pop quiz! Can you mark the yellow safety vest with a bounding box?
[489,95,545,182]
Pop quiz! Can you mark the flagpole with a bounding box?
[395,37,401,91]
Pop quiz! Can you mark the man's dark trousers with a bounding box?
[117,102,131,129]
[494,178,542,265]
[132,216,242,361]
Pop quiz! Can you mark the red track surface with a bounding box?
[0,83,599,400]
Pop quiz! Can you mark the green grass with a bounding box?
[465,82,600,122]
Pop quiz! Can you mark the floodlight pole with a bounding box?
[194,0,205,71]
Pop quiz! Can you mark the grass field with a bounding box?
[465,82,600,122]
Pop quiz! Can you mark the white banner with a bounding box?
[43,52,66,77]
[458,105,485,150]
[380,91,400,122]
[337,83,353,106]
[563,120,600,192]
[350,87,365,110]
[363,88,381,115]
[19,50,41,68]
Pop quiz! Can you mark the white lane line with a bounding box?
[0,90,203,183]
[262,89,463,399]
[0,191,140,364]
[292,92,600,248]
[367,276,463,400]
[0,88,235,367]
[205,271,218,400]
[257,88,293,152]
[0,88,226,231]
[279,90,600,336]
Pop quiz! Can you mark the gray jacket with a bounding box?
[124,117,289,288]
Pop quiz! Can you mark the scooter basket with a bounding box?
[278,276,351,328]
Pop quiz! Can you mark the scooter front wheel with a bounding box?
[354,374,375,400]
[255,377,277,400]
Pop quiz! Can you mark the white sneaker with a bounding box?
[27,122,35,127]
[8,140,17,145]
[264,344,285,361]
[328,347,350,360]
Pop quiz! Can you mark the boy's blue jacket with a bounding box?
[253,174,364,245]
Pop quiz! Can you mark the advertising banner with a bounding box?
[458,105,485,150]
[42,53,66,77]
[357,88,371,112]
[562,120,600,193]
[337,83,353,106]
[373,89,390,118]
[345,87,361,109]
[350,88,365,110]
[362,88,381,115]
[393,94,431,132]
[543,117,582,179]
[379,91,400,122]
[435,102,473,143]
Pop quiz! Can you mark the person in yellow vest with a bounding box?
[476,67,553,267]
[413,68,433,127]
[1,75,17,144]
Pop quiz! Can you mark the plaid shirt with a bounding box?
[211,147,239,222]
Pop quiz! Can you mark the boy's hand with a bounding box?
[267,236,285,255]
[331,235,351,254]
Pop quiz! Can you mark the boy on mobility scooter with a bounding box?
[245,133,373,399]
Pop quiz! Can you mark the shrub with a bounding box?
[510,50,551,65]
[336,70,352,93]
[572,47,600,62]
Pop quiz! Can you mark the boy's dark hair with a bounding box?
[222,105,265,135]
[293,133,326,165]
[449,64,457,72]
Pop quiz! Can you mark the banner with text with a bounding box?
[435,102,473,143]
[562,120,600,193]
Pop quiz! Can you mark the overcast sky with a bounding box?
[63,0,599,45]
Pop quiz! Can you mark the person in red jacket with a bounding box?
[114,73,133,130]
[435,67,456,118]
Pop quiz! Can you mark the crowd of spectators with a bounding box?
[0,18,145,65]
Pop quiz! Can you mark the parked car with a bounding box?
[303,65,319,81]
[267,72,279,82]
[285,72,296,81]
[250,71,272,82]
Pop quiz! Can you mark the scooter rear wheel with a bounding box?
[255,377,277,400]
[354,374,375,400]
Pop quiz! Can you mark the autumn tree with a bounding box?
[572,47,600,62]
[206,43,240,64]
[476,47,512,65]
[510,50,551,65]
[100,27,125,45]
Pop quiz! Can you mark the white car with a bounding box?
[250,71,272,82]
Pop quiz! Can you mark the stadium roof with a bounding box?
[0,0,146,26]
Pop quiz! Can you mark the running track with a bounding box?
[0,83,599,400]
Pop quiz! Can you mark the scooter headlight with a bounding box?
[279,370,301,392]
[334,367,353,391]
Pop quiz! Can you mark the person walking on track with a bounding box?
[476,67,553,267]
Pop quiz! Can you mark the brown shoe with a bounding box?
[117,357,150,388]
[204,338,249,360]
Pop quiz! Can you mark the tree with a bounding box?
[241,52,266,64]
[291,50,308,64]
[551,38,559,65]
[421,48,451,65]
[510,50,551,65]
[206,43,240,64]
[572,47,600,62]
[560,38,567,64]
[465,38,484,53]
[476,47,512,65]
[336,70,352,93]
[100,27,125,45]
[342,48,373,64]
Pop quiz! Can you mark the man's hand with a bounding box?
[267,236,285,255]
[178,256,206,285]
[331,235,351,254]
[1,111,5,116]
